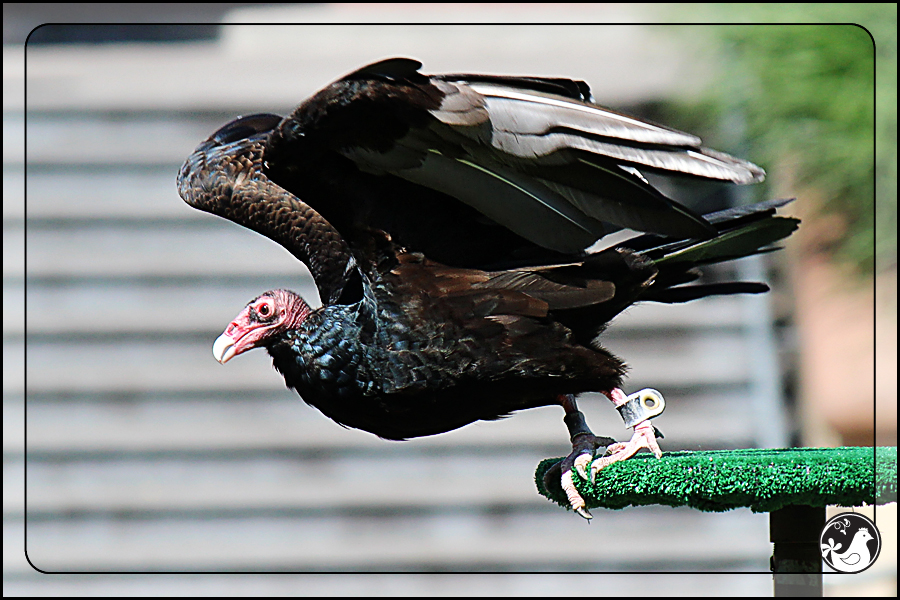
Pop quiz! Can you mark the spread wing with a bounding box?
[178,58,767,305]
[264,57,762,261]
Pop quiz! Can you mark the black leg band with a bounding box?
[564,410,592,441]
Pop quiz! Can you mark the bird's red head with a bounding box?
[212,289,311,364]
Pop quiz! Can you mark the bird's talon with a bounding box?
[573,453,592,480]
[603,441,628,456]
[553,428,617,518]
[560,468,589,517]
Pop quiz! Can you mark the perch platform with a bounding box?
[536,446,897,597]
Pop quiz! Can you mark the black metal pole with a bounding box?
[770,504,825,596]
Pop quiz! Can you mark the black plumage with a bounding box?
[178,58,797,516]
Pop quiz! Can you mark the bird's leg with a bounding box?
[545,394,616,520]
[590,388,665,480]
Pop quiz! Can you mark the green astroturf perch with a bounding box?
[536,446,897,513]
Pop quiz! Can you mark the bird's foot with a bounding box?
[543,425,616,520]
[563,431,619,520]
[587,388,665,479]
[589,419,662,479]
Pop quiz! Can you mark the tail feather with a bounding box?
[705,197,795,225]
[652,217,799,267]
[619,198,798,304]
[642,282,770,303]
[620,198,796,253]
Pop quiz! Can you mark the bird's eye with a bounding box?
[258,303,270,316]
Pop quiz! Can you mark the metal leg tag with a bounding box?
[616,388,666,428]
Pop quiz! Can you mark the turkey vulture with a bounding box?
[178,58,798,519]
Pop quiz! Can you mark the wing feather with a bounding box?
[262,59,767,272]
[469,84,702,146]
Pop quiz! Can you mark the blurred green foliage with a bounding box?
[724,23,876,273]
[662,6,896,276]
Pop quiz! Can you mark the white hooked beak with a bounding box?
[212,332,238,364]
